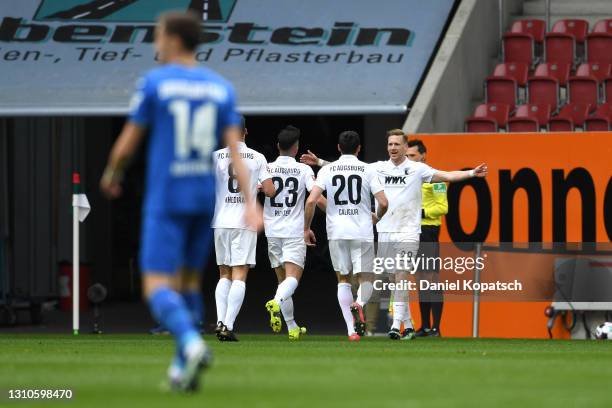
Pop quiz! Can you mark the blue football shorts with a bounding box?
[140,211,214,274]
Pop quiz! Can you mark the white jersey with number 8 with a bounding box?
[212,141,271,231]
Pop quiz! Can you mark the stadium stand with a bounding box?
[460,1,612,133]
[407,0,612,133]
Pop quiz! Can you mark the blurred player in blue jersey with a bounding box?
[100,11,258,392]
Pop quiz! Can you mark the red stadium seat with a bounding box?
[493,63,529,87]
[511,19,546,42]
[551,19,589,43]
[534,63,571,86]
[586,33,612,64]
[527,76,559,109]
[568,77,599,105]
[507,117,539,132]
[584,103,612,130]
[545,33,575,65]
[548,103,592,131]
[465,117,498,132]
[503,33,535,66]
[592,19,612,34]
[575,63,612,82]
[486,77,518,109]
[472,103,511,128]
[514,104,551,127]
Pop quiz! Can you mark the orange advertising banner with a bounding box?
[417,132,612,244]
[413,131,612,338]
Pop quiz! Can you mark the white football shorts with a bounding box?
[214,228,257,267]
[329,239,375,275]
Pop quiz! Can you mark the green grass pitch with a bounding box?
[1,334,612,407]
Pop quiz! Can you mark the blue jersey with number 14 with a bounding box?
[129,64,240,215]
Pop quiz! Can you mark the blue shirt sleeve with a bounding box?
[128,75,155,127]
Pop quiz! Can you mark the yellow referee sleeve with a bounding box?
[421,182,448,226]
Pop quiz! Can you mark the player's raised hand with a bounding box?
[473,163,488,178]
[300,150,319,166]
[304,229,317,247]
[245,202,264,232]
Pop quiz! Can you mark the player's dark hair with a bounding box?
[338,131,360,154]
[407,139,427,154]
[159,11,201,52]
[278,125,300,151]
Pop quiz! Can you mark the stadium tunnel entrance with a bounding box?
[0,113,403,332]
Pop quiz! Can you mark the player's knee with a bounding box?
[142,274,173,299]
[336,273,350,283]
[231,265,249,281]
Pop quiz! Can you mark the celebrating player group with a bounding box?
[100,10,487,392]
[210,124,487,343]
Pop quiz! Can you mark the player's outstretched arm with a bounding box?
[431,163,488,183]
[100,122,146,199]
[374,191,388,221]
[300,150,330,167]
[304,186,323,246]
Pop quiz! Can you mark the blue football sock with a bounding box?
[182,290,204,327]
[148,287,200,351]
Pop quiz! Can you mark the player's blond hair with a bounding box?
[386,129,407,144]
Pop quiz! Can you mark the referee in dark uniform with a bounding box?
[406,139,448,337]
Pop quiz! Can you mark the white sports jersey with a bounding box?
[212,141,271,231]
[372,158,437,237]
[314,155,383,240]
[264,156,315,238]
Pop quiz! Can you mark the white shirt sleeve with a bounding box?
[314,166,328,191]
[366,164,384,195]
[257,155,272,183]
[304,165,316,192]
[419,162,437,183]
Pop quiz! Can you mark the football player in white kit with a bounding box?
[263,126,326,340]
[212,117,275,341]
[371,129,487,340]
[304,131,388,341]
[301,129,487,340]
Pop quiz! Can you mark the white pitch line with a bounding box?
[204,2,208,10]
[203,11,208,20]
[73,11,91,19]
[98,1,115,10]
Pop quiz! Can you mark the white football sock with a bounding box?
[392,302,406,330]
[214,278,232,324]
[403,303,413,329]
[281,297,298,331]
[356,281,373,307]
[224,280,246,331]
[274,276,299,303]
[337,283,355,335]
